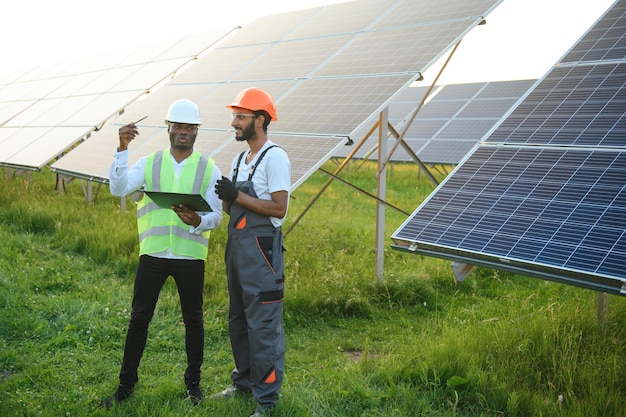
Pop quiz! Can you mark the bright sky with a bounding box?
[423,0,615,84]
[1,0,615,84]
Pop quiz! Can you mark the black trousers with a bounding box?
[119,255,205,387]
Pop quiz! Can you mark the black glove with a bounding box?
[215,176,238,203]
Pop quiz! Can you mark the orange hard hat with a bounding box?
[227,88,278,121]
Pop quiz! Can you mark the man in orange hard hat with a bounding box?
[212,88,290,417]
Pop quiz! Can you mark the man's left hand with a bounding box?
[215,176,238,203]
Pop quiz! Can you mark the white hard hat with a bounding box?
[165,99,202,125]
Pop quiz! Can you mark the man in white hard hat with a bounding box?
[102,99,222,408]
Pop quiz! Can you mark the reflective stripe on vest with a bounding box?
[136,150,214,259]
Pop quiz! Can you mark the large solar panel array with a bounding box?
[392,0,626,295]
[335,79,536,164]
[51,0,503,191]
[0,28,235,171]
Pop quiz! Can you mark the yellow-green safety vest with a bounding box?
[136,149,214,259]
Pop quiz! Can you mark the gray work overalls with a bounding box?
[225,145,285,410]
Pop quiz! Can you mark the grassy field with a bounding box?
[1,161,625,417]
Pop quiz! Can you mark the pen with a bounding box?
[134,115,148,124]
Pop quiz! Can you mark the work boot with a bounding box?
[100,384,134,408]
[186,382,203,406]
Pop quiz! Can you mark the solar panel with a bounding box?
[334,79,536,163]
[229,35,353,81]
[315,20,479,77]
[160,44,269,84]
[274,75,416,136]
[392,146,626,292]
[283,0,392,40]
[217,8,320,47]
[0,28,235,170]
[372,0,499,28]
[413,140,480,164]
[487,64,626,147]
[560,1,626,63]
[52,0,503,190]
[0,127,92,170]
[392,0,626,294]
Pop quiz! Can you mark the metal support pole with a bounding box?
[317,168,409,216]
[598,292,609,323]
[387,123,439,186]
[285,122,379,236]
[57,174,64,196]
[376,108,388,279]
[87,180,93,205]
[376,40,463,180]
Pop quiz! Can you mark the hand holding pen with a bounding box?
[117,116,148,152]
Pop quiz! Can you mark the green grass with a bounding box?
[1,162,625,417]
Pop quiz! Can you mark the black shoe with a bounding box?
[186,383,203,406]
[100,384,134,409]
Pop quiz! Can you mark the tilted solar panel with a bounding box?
[487,64,626,147]
[315,20,480,77]
[283,0,392,40]
[372,0,497,28]
[560,1,626,63]
[0,28,236,170]
[52,0,504,189]
[393,146,626,292]
[334,79,536,163]
[392,0,626,294]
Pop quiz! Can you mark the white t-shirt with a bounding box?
[229,140,291,228]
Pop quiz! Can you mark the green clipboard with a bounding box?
[144,191,212,212]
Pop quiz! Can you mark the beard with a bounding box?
[235,121,256,142]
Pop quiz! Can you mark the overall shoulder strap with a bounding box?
[232,151,247,182]
[248,145,279,181]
